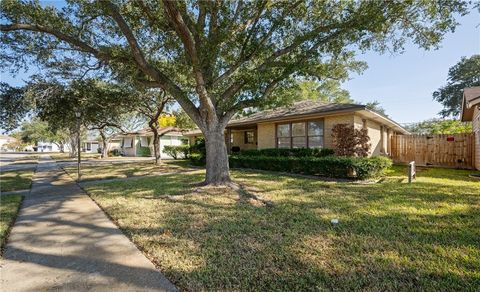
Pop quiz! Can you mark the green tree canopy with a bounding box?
[433,54,480,117]
[0,0,470,184]
[405,119,472,135]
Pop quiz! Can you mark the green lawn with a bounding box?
[84,166,480,290]
[62,160,192,181]
[0,169,34,192]
[0,195,23,253]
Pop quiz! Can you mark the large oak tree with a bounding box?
[0,0,470,184]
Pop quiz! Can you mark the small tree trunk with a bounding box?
[99,130,109,159]
[69,136,77,158]
[204,129,230,185]
[152,129,161,165]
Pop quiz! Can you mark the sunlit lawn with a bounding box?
[84,165,480,290]
[0,195,22,253]
[63,160,192,181]
[50,153,101,161]
[0,169,34,192]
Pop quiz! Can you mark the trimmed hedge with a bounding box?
[239,148,335,158]
[229,155,392,179]
[164,145,190,159]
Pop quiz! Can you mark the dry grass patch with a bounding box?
[85,166,480,290]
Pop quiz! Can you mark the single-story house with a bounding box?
[108,127,186,158]
[185,100,409,156]
[461,86,480,170]
[82,140,99,153]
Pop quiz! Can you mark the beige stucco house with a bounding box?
[185,100,409,156]
[461,86,480,170]
[108,127,186,158]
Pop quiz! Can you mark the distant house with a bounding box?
[0,135,20,151]
[461,86,480,170]
[184,100,409,156]
[82,140,100,153]
[108,127,186,158]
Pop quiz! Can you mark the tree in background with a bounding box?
[0,82,31,133]
[1,1,470,184]
[405,119,472,135]
[134,89,173,165]
[365,101,388,117]
[433,55,480,117]
[28,79,136,158]
[16,118,69,152]
[158,114,176,128]
[173,109,197,130]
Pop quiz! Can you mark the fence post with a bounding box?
[408,161,416,183]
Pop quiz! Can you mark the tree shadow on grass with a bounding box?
[87,171,480,290]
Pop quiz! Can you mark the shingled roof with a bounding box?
[461,87,480,121]
[228,100,365,126]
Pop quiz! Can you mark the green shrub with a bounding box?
[164,145,190,159]
[239,148,335,158]
[136,146,151,157]
[189,153,206,166]
[108,149,121,156]
[229,155,392,179]
[189,138,206,165]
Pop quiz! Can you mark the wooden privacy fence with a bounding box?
[390,133,475,169]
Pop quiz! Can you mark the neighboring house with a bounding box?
[108,127,186,158]
[35,141,62,152]
[82,140,100,153]
[184,100,409,156]
[0,135,20,151]
[461,86,480,170]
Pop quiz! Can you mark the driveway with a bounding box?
[0,155,176,291]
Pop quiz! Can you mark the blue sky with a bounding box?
[1,5,479,125]
[343,9,480,124]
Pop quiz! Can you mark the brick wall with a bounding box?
[257,123,276,149]
[324,114,355,149]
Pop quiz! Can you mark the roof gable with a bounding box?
[461,87,480,121]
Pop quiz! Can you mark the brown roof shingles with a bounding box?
[228,100,365,126]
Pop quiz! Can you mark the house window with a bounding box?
[140,136,149,147]
[123,137,133,148]
[244,131,255,144]
[308,120,324,148]
[276,120,324,149]
[277,124,291,148]
[86,143,91,151]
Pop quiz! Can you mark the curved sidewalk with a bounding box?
[0,155,176,291]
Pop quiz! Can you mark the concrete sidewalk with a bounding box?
[0,155,176,291]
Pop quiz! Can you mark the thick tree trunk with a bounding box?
[204,129,230,185]
[152,129,161,165]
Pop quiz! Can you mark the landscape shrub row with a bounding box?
[229,155,392,179]
[163,145,190,159]
[239,148,335,157]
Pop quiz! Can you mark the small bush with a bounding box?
[108,149,121,156]
[332,123,371,157]
[239,148,335,158]
[136,146,151,157]
[189,138,206,165]
[164,145,190,159]
[229,155,392,179]
[189,153,206,166]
